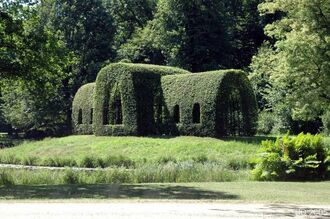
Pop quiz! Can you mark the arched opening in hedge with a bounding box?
[78,109,83,124]
[173,105,180,123]
[216,72,258,136]
[226,88,243,135]
[193,103,201,124]
[103,106,109,125]
[90,109,93,124]
[111,96,123,125]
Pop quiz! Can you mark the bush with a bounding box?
[161,70,258,136]
[93,63,189,136]
[0,154,20,165]
[257,111,276,135]
[252,133,329,181]
[73,63,257,137]
[72,83,95,135]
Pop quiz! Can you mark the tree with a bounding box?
[223,0,265,69]
[0,1,75,136]
[250,0,330,133]
[0,0,39,77]
[119,0,265,72]
[53,0,115,85]
[103,0,156,51]
[152,0,231,72]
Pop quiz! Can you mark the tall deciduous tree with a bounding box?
[54,0,115,85]
[0,1,75,136]
[250,0,330,132]
[103,0,156,50]
[119,0,265,72]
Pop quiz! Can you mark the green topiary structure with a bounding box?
[161,70,258,137]
[72,83,95,135]
[72,63,258,137]
[93,63,189,136]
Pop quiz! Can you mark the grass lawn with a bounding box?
[0,181,329,204]
[1,135,328,164]
[0,135,265,166]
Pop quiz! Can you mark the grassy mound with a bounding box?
[0,136,267,182]
[0,136,260,167]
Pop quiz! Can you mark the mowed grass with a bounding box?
[0,135,261,165]
[0,182,329,204]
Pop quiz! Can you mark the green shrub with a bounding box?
[105,168,132,183]
[134,161,238,183]
[94,157,106,168]
[161,70,258,136]
[0,154,19,164]
[94,63,189,136]
[252,133,329,181]
[73,62,258,137]
[72,83,95,135]
[257,111,276,135]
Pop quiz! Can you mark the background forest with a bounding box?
[0,0,329,137]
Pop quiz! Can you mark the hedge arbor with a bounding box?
[93,63,189,136]
[161,70,258,137]
[72,63,258,137]
[72,83,95,134]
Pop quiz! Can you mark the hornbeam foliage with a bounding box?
[72,63,258,137]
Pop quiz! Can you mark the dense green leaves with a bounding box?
[72,83,95,135]
[1,0,328,136]
[54,0,115,84]
[74,63,257,137]
[252,133,329,180]
[119,0,265,72]
[250,0,330,134]
[93,63,189,136]
[161,70,258,136]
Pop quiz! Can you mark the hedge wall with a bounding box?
[94,63,190,136]
[73,63,257,137]
[72,83,95,135]
[161,70,258,137]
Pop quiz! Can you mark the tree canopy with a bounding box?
[250,0,330,134]
[0,0,329,136]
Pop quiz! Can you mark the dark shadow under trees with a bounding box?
[0,184,239,200]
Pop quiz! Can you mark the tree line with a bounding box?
[0,0,329,137]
